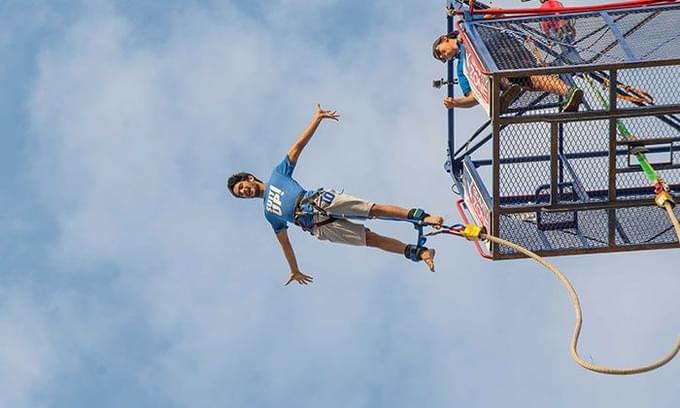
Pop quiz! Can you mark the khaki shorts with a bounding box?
[309,190,374,246]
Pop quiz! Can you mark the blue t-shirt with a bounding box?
[263,156,314,233]
[456,42,472,96]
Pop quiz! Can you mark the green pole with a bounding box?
[585,75,659,184]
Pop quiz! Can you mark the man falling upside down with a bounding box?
[227,104,444,286]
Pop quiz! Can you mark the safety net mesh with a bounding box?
[493,114,680,257]
[469,3,680,71]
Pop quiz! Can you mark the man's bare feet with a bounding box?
[423,215,444,226]
[420,248,436,272]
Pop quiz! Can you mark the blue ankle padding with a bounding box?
[408,208,426,221]
[405,244,422,262]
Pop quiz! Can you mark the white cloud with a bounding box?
[0,291,52,408]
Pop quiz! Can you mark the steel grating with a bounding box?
[451,4,680,259]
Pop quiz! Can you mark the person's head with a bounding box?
[227,172,263,199]
[432,31,459,63]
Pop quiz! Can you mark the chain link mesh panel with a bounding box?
[617,65,680,108]
[498,122,551,206]
[610,6,680,61]
[615,205,680,245]
[497,209,609,255]
[470,4,680,71]
[491,78,679,258]
[560,120,610,200]
[613,115,680,199]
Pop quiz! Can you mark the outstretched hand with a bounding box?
[314,103,340,121]
[285,270,314,286]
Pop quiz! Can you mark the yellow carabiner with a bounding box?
[460,224,485,241]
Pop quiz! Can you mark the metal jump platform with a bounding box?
[445,0,680,259]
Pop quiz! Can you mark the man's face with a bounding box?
[233,178,260,199]
[435,38,458,62]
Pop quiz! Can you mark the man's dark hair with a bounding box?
[227,172,262,198]
[432,31,459,62]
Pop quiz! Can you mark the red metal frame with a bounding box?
[457,0,677,16]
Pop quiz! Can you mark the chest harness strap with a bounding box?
[293,191,338,232]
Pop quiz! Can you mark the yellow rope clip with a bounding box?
[655,191,676,209]
[460,224,485,241]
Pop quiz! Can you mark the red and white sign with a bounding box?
[466,178,491,235]
[463,161,492,250]
[461,32,491,115]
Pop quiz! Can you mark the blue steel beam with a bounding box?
[447,1,456,178]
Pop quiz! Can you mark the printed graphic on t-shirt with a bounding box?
[266,185,284,216]
[319,190,335,207]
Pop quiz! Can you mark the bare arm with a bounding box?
[287,104,339,164]
[443,94,479,109]
[275,229,313,286]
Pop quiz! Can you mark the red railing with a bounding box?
[454,0,677,16]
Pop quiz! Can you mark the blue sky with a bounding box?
[1,0,679,407]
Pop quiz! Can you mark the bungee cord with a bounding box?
[427,222,680,375]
